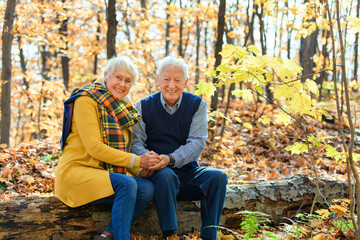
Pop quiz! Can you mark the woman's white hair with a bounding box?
[156,56,189,80]
[102,56,139,86]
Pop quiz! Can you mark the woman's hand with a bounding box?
[139,168,154,178]
[148,154,170,171]
[139,151,160,168]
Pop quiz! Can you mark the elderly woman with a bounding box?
[55,56,160,240]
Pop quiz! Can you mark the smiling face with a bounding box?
[157,65,188,107]
[104,68,133,100]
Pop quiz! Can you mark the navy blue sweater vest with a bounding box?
[141,91,202,162]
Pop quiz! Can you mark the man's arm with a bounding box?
[131,101,150,155]
[170,100,208,168]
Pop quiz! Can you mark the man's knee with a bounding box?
[206,169,228,188]
[151,167,179,188]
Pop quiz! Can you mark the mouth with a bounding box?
[167,89,177,93]
[114,88,125,93]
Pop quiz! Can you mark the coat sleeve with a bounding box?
[73,96,141,170]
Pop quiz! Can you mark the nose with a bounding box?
[168,79,175,88]
[119,79,125,87]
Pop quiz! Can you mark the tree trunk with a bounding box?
[244,0,255,46]
[195,0,201,85]
[210,0,226,113]
[122,1,131,43]
[18,36,29,90]
[300,29,319,78]
[0,175,349,239]
[354,0,360,82]
[106,0,117,59]
[165,0,171,56]
[141,0,147,10]
[94,13,100,76]
[300,4,319,82]
[317,29,330,102]
[178,0,183,57]
[1,0,17,145]
[59,0,69,90]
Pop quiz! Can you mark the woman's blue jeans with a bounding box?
[150,166,228,240]
[92,172,154,240]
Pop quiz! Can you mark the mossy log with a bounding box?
[0,175,349,240]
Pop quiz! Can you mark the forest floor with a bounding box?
[1,99,360,239]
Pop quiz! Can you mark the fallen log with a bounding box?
[0,175,349,240]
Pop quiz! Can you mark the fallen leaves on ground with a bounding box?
[1,99,360,239]
[0,139,59,201]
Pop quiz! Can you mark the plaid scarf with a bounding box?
[61,82,140,174]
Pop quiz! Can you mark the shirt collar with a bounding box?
[160,92,183,110]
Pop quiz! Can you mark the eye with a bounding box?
[125,78,131,83]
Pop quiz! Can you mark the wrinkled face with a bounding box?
[105,68,133,100]
[157,65,188,107]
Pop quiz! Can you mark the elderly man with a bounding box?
[131,56,228,240]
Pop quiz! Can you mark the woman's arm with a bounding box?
[73,96,140,169]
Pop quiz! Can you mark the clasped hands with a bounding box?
[139,151,170,178]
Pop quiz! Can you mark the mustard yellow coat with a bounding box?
[55,95,141,207]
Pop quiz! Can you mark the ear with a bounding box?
[156,75,160,86]
[184,78,188,87]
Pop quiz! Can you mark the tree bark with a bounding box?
[178,0,183,57]
[210,0,226,113]
[106,0,117,59]
[0,175,349,239]
[165,0,171,56]
[354,0,360,82]
[59,0,69,90]
[195,0,201,85]
[94,13,100,76]
[244,0,255,46]
[1,0,17,145]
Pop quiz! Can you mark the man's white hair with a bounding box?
[156,56,189,80]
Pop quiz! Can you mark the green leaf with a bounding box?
[285,142,308,154]
[289,93,315,116]
[305,79,319,96]
[206,70,216,77]
[274,113,292,126]
[232,89,243,97]
[347,16,360,33]
[248,44,260,55]
[195,82,216,98]
[325,145,343,161]
[235,117,242,123]
[256,85,263,94]
[0,183,7,192]
[352,153,360,162]
[258,115,271,125]
[242,89,253,100]
[243,122,253,129]
[307,135,320,147]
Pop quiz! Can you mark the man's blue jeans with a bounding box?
[150,166,228,239]
[92,172,154,240]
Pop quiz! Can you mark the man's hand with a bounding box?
[148,154,170,171]
[139,151,161,168]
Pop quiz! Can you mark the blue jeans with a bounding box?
[150,166,228,239]
[92,172,154,240]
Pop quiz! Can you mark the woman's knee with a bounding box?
[110,173,138,194]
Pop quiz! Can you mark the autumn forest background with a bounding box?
[1,0,360,239]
